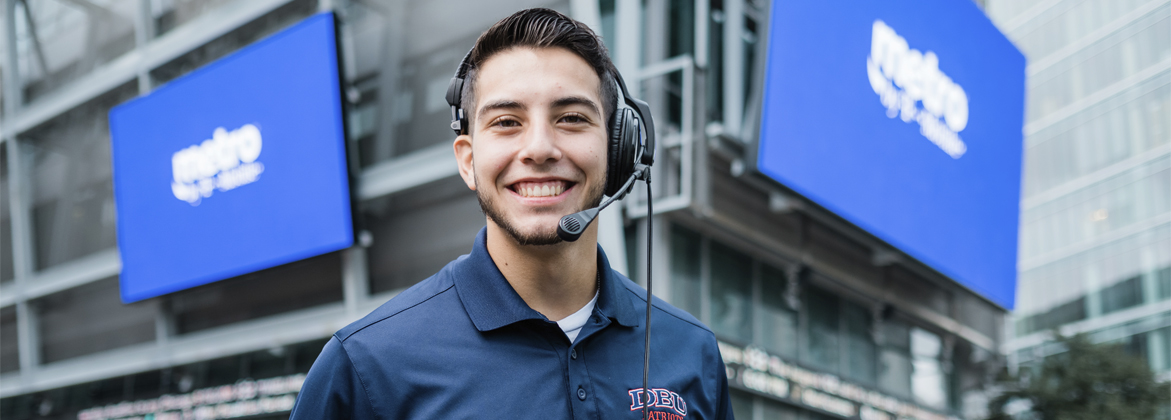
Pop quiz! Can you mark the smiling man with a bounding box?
[291,9,732,419]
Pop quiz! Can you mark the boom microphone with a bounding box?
[557,168,644,242]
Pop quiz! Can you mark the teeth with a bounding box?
[516,181,567,198]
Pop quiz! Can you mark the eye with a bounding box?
[559,113,588,124]
[491,118,521,128]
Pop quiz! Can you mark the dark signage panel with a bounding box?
[756,0,1026,308]
[110,13,352,303]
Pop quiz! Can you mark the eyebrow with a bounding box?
[477,100,526,121]
[476,96,602,121]
[551,96,601,116]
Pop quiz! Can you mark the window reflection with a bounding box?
[364,176,484,294]
[353,0,573,168]
[666,223,957,408]
[1026,8,1169,123]
[802,286,840,373]
[24,83,134,270]
[153,0,250,38]
[910,327,948,409]
[670,224,703,318]
[758,265,797,358]
[710,241,752,343]
[1011,0,1152,62]
[14,0,137,104]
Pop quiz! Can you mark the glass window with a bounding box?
[1020,157,1170,260]
[710,242,753,343]
[23,83,134,271]
[37,277,156,364]
[149,0,318,86]
[801,286,840,374]
[1022,79,1169,198]
[355,0,572,168]
[1099,274,1144,314]
[761,398,799,419]
[1011,0,1151,62]
[730,389,753,419]
[1026,8,1170,123]
[153,0,251,38]
[878,318,912,398]
[1,143,13,283]
[364,176,485,294]
[758,264,797,358]
[667,0,695,59]
[985,0,1051,24]
[0,338,326,419]
[670,224,703,318]
[170,251,343,334]
[599,0,616,54]
[910,327,949,409]
[14,0,138,104]
[706,0,725,124]
[0,306,17,374]
[843,301,876,386]
[1156,266,1171,300]
[1147,326,1170,373]
[1017,219,1171,322]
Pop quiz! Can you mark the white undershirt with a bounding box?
[557,291,599,343]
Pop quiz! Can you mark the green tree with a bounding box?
[987,334,1170,420]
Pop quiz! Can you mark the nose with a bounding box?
[517,118,562,165]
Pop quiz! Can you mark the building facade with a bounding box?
[984,0,1171,383]
[2,1,1010,419]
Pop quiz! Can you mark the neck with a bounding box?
[485,219,599,322]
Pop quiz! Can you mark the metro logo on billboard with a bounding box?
[755,0,1026,309]
[171,124,265,205]
[867,20,969,159]
[109,12,353,303]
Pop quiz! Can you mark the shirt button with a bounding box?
[570,349,577,360]
[577,387,587,400]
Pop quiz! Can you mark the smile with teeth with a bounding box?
[512,180,570,198]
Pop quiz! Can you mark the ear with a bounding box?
[453,134,476,191]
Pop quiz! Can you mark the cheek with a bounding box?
[472,147,512,183]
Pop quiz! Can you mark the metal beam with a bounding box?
[0,248,120,307]
[4,0,23,115]
[17,0,48,79]
[358,143,459,200]
[1,0,295,139]
[722,0,744,136]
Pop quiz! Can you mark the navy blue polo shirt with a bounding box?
[291,228,733,419]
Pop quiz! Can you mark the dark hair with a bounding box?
[461,8,618,134]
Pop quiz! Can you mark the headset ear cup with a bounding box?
[606,108,639,196]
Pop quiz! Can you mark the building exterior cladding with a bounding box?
[1,1,1010,419]
[983,0,1171,382]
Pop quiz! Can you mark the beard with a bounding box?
[476,172,606,246]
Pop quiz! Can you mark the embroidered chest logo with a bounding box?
[628,388,687,419]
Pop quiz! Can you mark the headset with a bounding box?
[446,47,659,420]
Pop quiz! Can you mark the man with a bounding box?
[291,9,732,419]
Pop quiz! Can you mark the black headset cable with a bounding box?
[642,178,653,420]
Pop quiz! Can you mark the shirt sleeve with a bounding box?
[716,362,735,420]
[289,336,377,420]
[712,341,735,420]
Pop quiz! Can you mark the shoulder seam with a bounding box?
[624,286,713,333]
[338,283,456,342]
[335,336,377,415]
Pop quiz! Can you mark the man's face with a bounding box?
[453,47,608,246]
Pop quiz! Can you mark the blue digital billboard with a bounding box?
[756,0,1025,308]
[110,12,353,303]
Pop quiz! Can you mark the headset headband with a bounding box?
[444,48,655,167]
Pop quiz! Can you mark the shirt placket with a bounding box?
[566,313,611,419]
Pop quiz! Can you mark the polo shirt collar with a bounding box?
[454,228,639,332]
